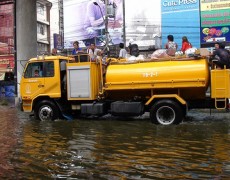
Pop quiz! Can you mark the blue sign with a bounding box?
[54,33,63,50]
[161,0,200,49]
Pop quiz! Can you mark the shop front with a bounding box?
[0,54,15,97]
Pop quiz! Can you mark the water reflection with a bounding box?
[1,108,230,179]
[0,106,19,178]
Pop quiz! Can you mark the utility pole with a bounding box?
[104,0,116,56]
[104,0,109,56]
[58,0,64,50]
[122,0,126,47]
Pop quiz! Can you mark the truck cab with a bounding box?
[20,56,73,119]
[20,54,103,121]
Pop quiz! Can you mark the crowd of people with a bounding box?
[51,34,230,69]
[164,34,193,56]
[154,34,230,69]
[69,40,128,61]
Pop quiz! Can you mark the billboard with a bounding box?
[0,3,14,55]
[64,0,124,48]
[124,0,161,49]
[200,0,230,45]
[0,2,14,74]
[64,0,162,50]
[53,33,63,50]
[161,0,200,49]
[0,54,14,69]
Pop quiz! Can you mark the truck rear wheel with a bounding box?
[34,100,59,121]
[150,100,183,125]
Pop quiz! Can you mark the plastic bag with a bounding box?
[185,47,197,57]
[151,49,169,59]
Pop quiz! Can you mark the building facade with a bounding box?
[0,0,52,97]
[0,0,14,86]
[36,0,52,55]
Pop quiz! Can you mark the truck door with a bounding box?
[21,62,45,98]
[43,61,60,97]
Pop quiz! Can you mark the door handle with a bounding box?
[38,84,44,88]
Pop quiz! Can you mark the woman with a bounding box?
[181,36,192,53]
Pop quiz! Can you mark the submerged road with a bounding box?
[0,103,230,179]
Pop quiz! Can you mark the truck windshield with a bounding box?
[24,61,54,78]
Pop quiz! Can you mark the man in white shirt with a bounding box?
[119,43,127,58]
[87,43,102,61]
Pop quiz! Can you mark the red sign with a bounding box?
[0,54,14,70]
[0,3,14,55]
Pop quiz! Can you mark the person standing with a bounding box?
[212,42,230,69]
[214,43,220,50]
[118,43,127,58]
[165,35,178,56]
[72,41,83,55]
[181,36,192,54]
[128,40,139,57]
[87,43,102,61]
[51,48,57,55]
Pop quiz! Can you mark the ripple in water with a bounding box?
[1,108,230,179]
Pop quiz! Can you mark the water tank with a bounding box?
[105,59,210,99]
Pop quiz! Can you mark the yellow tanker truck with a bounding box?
[19,53,230,125]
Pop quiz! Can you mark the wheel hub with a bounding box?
[156,106,175,125]
[39,106,53,121]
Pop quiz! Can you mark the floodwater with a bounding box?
[1,104,230,179]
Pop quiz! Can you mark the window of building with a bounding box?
[37,3,44,15]
[37,42,48,55]
[40,26,44,35]
[37,23,45,35]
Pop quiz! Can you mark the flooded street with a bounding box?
[1,105,230,179]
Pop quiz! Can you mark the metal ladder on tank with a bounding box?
[213,68,228,110]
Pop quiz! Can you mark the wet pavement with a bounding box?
[0,102,230,179]
[0,105,19,177]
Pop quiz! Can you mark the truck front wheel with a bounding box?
[150,100,183,125]
[34,100,59,121]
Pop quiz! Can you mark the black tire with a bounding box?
[34,100,59,121]
[150,100,183,125]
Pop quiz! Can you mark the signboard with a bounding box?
[200,0,230,45]
[0,3,14,54]
[0,55,14,69]
[0,3,14,73]
[0,42,9,55]
[64,0,124,48]
[125,0,161,49]
[161,0,200,49]
[53,33,63,50]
